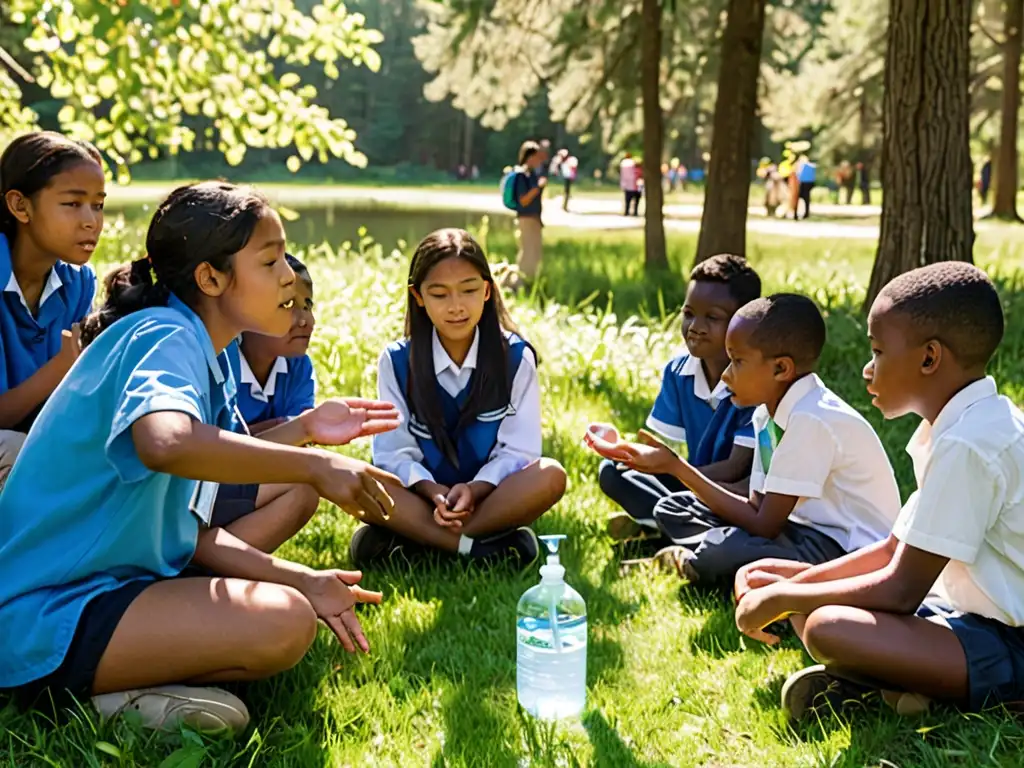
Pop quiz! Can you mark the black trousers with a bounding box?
[653,491,847,584]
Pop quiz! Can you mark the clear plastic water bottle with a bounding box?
[516,534,587,719]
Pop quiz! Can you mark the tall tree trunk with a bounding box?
[992,0,1023,220]
[865,0,974,308]
[641,0,668,269]
[694,0,766,264]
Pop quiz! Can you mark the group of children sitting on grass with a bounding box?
[0,131,1020,737]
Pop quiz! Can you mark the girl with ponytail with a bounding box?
[0,181,403,734]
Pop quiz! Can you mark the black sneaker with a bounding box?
[781,664,875,723]
[469,527,540,569]
[349,524,399,568]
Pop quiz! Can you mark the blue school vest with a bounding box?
[388,335,528,487]
[689,402,752,467]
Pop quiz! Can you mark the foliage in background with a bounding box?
[1,0,382,177]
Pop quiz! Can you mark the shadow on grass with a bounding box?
[582,710,674,767]
[363,553,630,767]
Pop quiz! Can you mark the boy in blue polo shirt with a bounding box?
[0,132,105,487]
[228,254,316,434]
[599,254,761,541]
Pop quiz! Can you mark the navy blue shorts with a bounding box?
[210,483,259,528]
[919,598,1024,710]
[9,579,154,707]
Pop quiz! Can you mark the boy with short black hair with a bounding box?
[600,254,760,541]
[736,263,1024,721]
[612,293,901,585]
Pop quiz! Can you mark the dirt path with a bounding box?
[108,183,883,240]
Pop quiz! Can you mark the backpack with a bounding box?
[500,167,523,210]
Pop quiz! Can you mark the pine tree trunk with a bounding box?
[695,0,766,264]
[992,0,1023,220]
[865,0,974,309]
[641,0,668,270]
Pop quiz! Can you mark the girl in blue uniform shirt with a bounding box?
[0,132,105,486]
[0,182,403,734]
[355,228,567,567]
[229,253,317,434]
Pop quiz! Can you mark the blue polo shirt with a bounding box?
[0,295,239,688]
[226,343,316,425]
[0,234,97,431]
[647,353,755,466]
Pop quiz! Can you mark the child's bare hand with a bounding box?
[312,454,397,521]
[446,484,475,516]
[301,398,401,446]
[618,429,680,475]
[734,587,786,646]
[301,569,382,653]
[734,559,811,602]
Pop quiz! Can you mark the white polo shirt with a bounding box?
[893,377,1024,626]
[750,373,901,552]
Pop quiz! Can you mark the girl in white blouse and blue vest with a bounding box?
[360,228,566,567]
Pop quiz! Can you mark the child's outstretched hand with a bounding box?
[616,429,681,476]
[301,569,382,654]
[301,398,401,446]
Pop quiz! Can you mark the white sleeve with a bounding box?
[893,438,1002,563]
[472,348,542,487]
[371,350,436,488]
[762,413,837,499]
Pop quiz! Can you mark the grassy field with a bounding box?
[4,223,1024,767]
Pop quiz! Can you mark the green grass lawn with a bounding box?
[5,226,1024,767]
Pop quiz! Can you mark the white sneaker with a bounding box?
[91,685,250,733]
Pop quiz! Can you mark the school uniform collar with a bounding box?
[906,377,998,467]
[167,293,226,386]
[433,327,479,377]
[772,372,824,429]
[0,233,64,313]
[238,352,289,401]
[681,354,731,404]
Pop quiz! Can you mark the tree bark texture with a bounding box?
[641,0,668,269]
[865,0,974,308]
[694,0,766,264]
[992,0,1023,220]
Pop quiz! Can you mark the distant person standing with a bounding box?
[562,155,578,212]
[979,158,993,206]
[857,162,871,205]
[620,153,640,216]
[796,155,816,220]
[837,160,855,205]
[513,141,547,283]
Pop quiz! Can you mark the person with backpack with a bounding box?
[500,141,547,288]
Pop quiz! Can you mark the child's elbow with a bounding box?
[131,416,193,472]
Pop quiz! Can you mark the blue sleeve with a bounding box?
[646,359,688,444]
[281,355,316,418]
[734,406,756,448]
[105,322,209,483]
[71,265,97,324]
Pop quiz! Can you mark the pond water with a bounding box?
[111,201,514,253]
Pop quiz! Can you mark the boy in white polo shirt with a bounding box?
[613,293,900,584]
[735,263,1024,721]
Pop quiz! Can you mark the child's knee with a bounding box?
[248,583,318,673]
[802,605,855,664]
[291,483,320,526]
[598,459,626,498]
[538,458,567,502]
